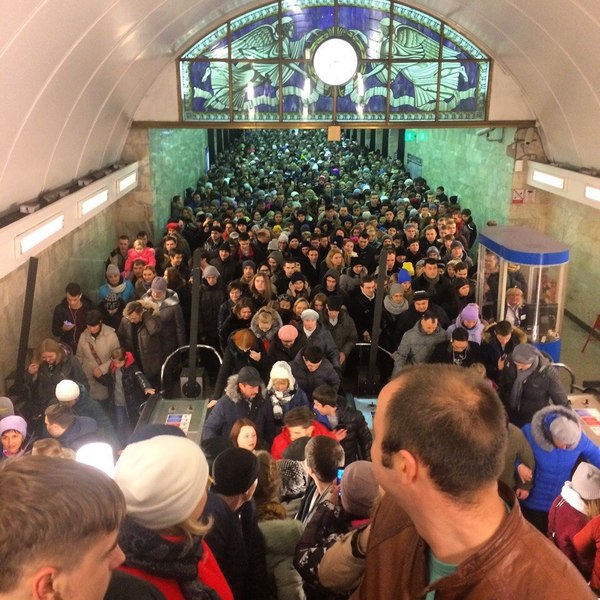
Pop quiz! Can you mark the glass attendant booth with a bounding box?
[476,226,569,362]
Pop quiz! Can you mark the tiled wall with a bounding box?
[404,127,516,229]
[0,204,120,393]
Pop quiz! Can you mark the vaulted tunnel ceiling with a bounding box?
[1,0,599,212]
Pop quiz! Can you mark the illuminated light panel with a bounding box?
[584,185,600,202]
[80,189,109,216]
[19,215,64,254]
[532,169,565,190]
[118,172,137,192]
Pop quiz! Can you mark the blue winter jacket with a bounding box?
[522,405,600,512]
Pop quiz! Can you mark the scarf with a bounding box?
[267,387,296,420]
[118,518,220,600]
[424,274,439,295]
[108,279,127,295]
[383,295,409,315]
[508,357,539,412]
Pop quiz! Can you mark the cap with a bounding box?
[571,462,600,500]
[103,293,120,310]
[128,424,187,445]
[412,290,429,302]
[301,308,319,321]
[115,436,209,530]
[202,265,220,279]
[219,242,231,253]
[460,303,479,322]
[278,459,308,499]
[340,461,379,518]
[0,396,15,417]
[0,415,27,438]
[212,448,260,496]
[290,272,306,284]
[511,343,538,365]
[237,366,263,387]
[278,325,299,342]
[397,269,412,284]
[549,416,582,448]
[326,296,343,311]
[242,260,256,270]
[106,264,120,278]
[55,380,81,402]
[150,277,167,293]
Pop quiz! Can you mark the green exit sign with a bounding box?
[417,131,428,141]
[405,130,416,141]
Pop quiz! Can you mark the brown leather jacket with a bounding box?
[352,484,594,599]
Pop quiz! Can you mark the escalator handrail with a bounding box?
[160,344,223,390]
[353,342,394,360]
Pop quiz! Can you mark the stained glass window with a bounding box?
[179,1,490,123]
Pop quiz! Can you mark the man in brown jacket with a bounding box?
[351,364,594,599]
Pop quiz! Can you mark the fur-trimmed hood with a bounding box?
[142,288,180,307]
[224,373,266,403]
[482,322,527,344]
[531,405,581,451]
[138,297,160,316]
[250,307,283,341]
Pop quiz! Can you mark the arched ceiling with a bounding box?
[1,0,598,213]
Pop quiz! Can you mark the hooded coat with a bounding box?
[202,374,275,444]
[522,405,600,513]
[250,307,283,353]
[266,361,309,424]
[311,269,347,305]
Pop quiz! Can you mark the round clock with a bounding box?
[313,37,358,86]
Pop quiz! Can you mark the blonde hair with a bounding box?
[35,338,64,364]
[586,498,600,519]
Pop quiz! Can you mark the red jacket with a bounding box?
[573,514,600,591]
[119,539,233,600]
[271,420,336,460]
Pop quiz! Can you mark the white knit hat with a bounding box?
[114,435,209,530]
[55,380,81,402]
[268,360,295,389]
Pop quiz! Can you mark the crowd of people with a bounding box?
[1,129,600,599]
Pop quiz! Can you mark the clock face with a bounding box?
[313,37,358,86]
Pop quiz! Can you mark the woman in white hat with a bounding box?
[114,434,233,600]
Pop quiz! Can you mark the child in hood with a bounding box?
[446,302,484,344]
[266,361,309,428]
